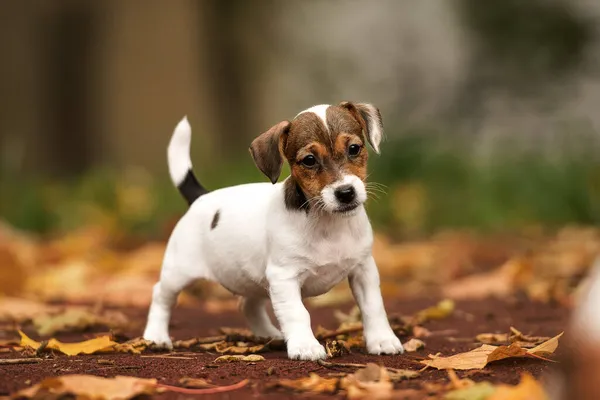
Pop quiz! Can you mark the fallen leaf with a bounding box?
[271,373,339,394]
[326,340,350,357]
[444,381,496,400]
[19,330,117,356]
[528,332,563,356]
[488,373,548,400]
[0,298,59,322]
[413,326,432,338]
[476,327,550,348]
[214,354,265,363]
[13,374,157,399]
[341,363,393,399]
[413,299,455,324]
[32,308,128,336]
[421,332,563,370]
[404,338,426,352]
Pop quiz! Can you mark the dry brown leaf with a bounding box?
[12,374,157,399]
[476,327,550,348]
[403,338,426,352]
[326,340,350,357]
[413,326,432,338]
[19,330,117,356]
[214,354,265,363]
[421,332,563,370]
[272,373,339,394]
[488,373,548,400]
[32,308,128,336]
[341,363,394,399]
[0,298,60,322]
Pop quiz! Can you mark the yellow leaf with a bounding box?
[413,299,455,324]
[19,330,117,356]
[488,373,548,400]
[13,374,157,399]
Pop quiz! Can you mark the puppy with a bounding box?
[143,102,404,360]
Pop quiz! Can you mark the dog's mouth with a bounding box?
[334,203,360,214]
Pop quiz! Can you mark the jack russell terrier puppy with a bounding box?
[143,102,404,360]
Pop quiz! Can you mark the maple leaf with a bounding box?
[12,374,158,399]
[19,330,117,356]
[421,332,563,370]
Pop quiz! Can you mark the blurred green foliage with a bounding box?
[2,127,600,238]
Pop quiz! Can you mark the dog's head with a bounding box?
[249,102,383,214]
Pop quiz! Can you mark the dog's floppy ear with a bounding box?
[249,121,291,184]
[339,102,383,154]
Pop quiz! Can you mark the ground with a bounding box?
[0,296,569,399]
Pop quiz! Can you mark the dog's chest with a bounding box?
[298,230,370,297]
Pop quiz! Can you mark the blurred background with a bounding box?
[2,0,600,237]
[1,0,600,309]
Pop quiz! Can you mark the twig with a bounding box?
[141,355,194,360]
[0,358,41,365]
[317,359,366,369]
[156,379,249,394]
[317,359,415,374]
[318,326,364,340]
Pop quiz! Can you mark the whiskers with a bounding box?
[365,181,388,203]
[300,196,328,215]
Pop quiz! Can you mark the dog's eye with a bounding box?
[301,155,317,167]
[348,144,361,157]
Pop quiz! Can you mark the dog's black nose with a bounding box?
[334,185,356,204]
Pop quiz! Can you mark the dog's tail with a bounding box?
[167,116,209,206]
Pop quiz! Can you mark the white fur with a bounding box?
[321,174,368,213]
[295,104,330,129]
[143,114,403,360]
[358,103,383,154]
[167,116,193,185]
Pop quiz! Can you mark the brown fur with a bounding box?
[250,103,373,210]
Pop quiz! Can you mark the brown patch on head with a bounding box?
[281,106,369,208]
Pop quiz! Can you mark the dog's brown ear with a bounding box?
[339,102,383,154]
[249,121,291,184]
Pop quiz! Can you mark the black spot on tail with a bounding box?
[178,170,209,206]
[211,210,220,230]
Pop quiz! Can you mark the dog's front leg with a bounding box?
[267,263,326,361]
[349,256,404,355]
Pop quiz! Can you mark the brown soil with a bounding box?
[0,296,570,399]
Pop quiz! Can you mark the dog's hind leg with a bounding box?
[240,297,282,339]
[143,270,193,349]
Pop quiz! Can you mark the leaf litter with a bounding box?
[421,332,563,370]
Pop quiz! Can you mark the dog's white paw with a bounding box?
[286,337,327,360]
[143,327,173,350]
[365,330,404,355]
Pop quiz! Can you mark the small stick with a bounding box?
[0,358,41,365]
[317,359,416,374]
[318,326,364,340]
[156,379,249,395]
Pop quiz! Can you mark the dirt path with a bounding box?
[0,297,569,399]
